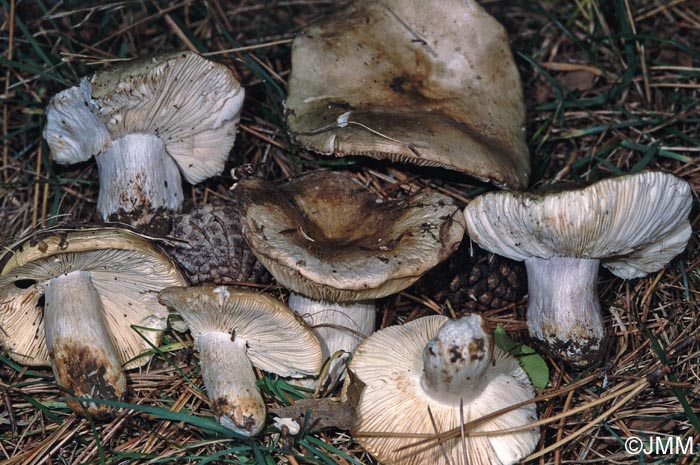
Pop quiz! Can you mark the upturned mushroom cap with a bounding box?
[88,52,244,184]
[0,228,187,368]
[237,171,466,302]
[464,171,692,365]
[43,52,244,231]
[0,228,187,417]
[157,286,322,378]
[344,315,538,465]
[286,0,530,189]
[46,52,244,184]
[158,285,322,435]
[464,171,692,277]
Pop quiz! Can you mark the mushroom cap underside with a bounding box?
[0,228,187,368]
[158,285,322,378]
[45,51,244,184]
[464,171,693,279]
[286,0,530,189]
[345,315,539,465]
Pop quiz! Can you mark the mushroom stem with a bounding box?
[43,270,126,418]
[525,256,604,366]
[95,133,183,232]
[421,315,492,406]
[195,331,266,436]
[288,293,375,386]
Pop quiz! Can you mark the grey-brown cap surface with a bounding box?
[238,171,467,302]
[286,0,530,189]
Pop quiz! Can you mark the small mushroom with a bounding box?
[43,52,244,233]
[237,171,466,386]
[344,314,539,465]
[464,171,693,365]
[0,228,187,418]
[286,0,530,189]
[157,285,322,436]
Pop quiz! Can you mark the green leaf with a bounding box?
[494,326,549,390]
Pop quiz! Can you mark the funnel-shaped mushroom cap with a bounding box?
[286,0,530,189]
[238,171,466,302]
[0,228,187,368]
[45,51,244,184]
[158,286,322,377]
[344,315,538,465]
[464,171,692,278]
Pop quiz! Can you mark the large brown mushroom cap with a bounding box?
[0,228,187,368]
[286,0,530,189]
[237,171,466,302]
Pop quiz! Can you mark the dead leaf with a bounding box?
[558,70,597,92]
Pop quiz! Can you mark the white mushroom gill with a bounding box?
[43,270,126,418]
[43,81,111,164]
[463,171,693,366]
[157,285,322,436]
[346,314,539,465]
[44,52,245,233]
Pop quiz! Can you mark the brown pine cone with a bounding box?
[410,241,526,313]
[168,203,270,285]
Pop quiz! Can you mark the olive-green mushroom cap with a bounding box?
[286,0,530,189]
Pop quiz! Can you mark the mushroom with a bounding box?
[157,285,322,436]
[285,0,530,189]
[0,228,187,418]
[463,171,693,365]
[344,314,539,465]
[237,171,466,386]
[43,52,244,233]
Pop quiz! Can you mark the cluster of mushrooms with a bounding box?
[0,1,693,464]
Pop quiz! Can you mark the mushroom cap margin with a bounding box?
[238,172,466,302]
[285,0,530,189]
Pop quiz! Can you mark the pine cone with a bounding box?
[410,241,526,313]
[168,203,270,285]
